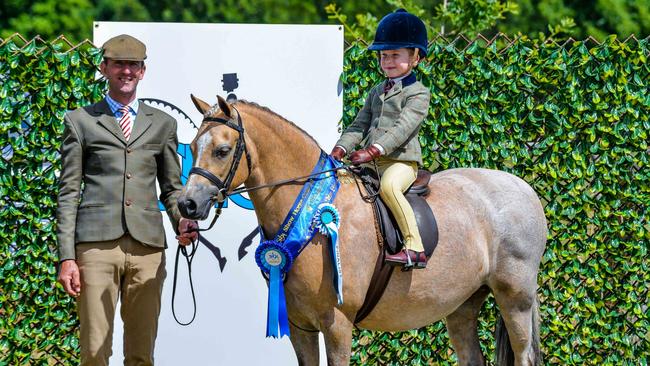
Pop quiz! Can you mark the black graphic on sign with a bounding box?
[222,73,239,102]
[238,227,259,261]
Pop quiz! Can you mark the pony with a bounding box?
[177,95,547,366]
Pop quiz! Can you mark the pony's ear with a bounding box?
[217,95,231,118]
[191,94,211,115]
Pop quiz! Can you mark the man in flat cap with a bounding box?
[56,34,197,366]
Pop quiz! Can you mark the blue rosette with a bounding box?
[255,241,292,338]
[315,203,340,234]
[255,240,293,274]
[314,203,343,305]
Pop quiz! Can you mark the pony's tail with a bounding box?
[495,297,542,366]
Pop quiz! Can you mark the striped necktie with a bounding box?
[118,106,133,141]
[383,80,395,93]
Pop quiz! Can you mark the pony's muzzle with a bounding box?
[177,197,197,218]
[177,196,211,220]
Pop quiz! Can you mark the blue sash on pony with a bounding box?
[255,151,342,338]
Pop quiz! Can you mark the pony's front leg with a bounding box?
[289,323,320,366]
[321,309,354,366]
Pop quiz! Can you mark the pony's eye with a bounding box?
[213,146,231,159]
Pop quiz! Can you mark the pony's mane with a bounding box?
[234,100,320,146]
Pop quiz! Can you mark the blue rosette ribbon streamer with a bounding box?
[255,241,292,338]
[315,203,343,305]
[254,151,341,338]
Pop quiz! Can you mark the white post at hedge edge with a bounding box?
[93,21,343,366]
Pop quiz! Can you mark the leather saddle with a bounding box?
[355,167,439,257]
[351,167,439,324]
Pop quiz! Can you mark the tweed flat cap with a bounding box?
[102,34,147,61]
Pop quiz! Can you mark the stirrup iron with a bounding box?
[401,249,414,272]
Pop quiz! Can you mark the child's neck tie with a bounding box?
[383,80,395,93]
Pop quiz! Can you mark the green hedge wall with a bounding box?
[0,37,105,365]
[0,34,648,365]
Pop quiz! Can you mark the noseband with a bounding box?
[188,105,252,201]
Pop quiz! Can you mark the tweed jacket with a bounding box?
[56,99,183,261]
[336,73,430,165]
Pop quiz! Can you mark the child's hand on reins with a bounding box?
[350,145,381,165]
[330,146,346,161]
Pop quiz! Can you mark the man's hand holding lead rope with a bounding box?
[177,218,199,246]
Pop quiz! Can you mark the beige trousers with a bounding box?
[76,234,166,366]
[377,159,425,252]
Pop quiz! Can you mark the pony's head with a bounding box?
[177,94,252,220]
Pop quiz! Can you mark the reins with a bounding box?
[226,159,381,201]
[229,166,342,195]
[350,160,381,203]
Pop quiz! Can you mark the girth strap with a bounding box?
[354,251,394,324]
[354,176,394,325]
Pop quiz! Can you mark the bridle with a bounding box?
[189,105,252,209]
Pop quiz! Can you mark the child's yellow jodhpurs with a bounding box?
[377,159,424,252]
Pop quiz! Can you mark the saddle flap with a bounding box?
[374,194,438,257]
[405,194,438,258]
[353,166,438,256]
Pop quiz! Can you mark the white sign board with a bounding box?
[94,22,343,365]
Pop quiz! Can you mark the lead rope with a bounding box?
[171,203,223,325]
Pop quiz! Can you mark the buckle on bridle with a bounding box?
[212,187,228,204]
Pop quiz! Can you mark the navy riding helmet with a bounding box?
[369,9,428,57]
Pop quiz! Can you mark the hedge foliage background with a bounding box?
[0,36,105,365]
[1,33,648,364]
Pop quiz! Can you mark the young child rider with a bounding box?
[331,9,431,269]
